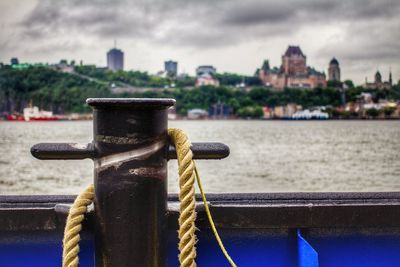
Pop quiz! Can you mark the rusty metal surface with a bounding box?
[31,142,230,160]
[28,98,232,267]
[168,142,230,160]
[31,143,96,160]
[88,98,172,267]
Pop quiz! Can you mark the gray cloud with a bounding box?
[18,0,400,49]
[1,0,399,82]
[317,19,400,62]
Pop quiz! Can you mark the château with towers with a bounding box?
[257,45,393,90]
[258,46,326,90]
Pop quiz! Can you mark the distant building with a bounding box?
[156,70,168,78]
[262,107,273,119]
[195,65,219,87]
[328,58,340,82]
[196,65,216,76]
[107,48,124,71]
[272,104,302,118]
[164,60,178,77]
[11,63,48,69]
[209,102,232,119]
[10,58,19,65]
[258,46,327,90]
[55,60,74,73]
[195,73,220,87]
[364,70,392,89]
[187,109,208,119]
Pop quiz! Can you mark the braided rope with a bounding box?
[62,184,94,267]
[168,128,197,267]
[62,129,235,267]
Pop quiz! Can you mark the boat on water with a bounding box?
[6,106,62,121]
[1,98,400,267]
[291,109,329,120]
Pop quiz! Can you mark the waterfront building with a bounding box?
[187,109,208,119]
[10,58,19,65]
[258,46,327,90]
[196,65,216,76]
[272,104,302,118]
[262,107,273,119]
[364,70,392,89]
[164,60,178,77]
[328,58,340,82]
[208,102,232,119]
[107,48,124,71]
[195,73,220,87]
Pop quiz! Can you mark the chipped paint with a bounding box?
[69,143,89,150]
[95,140,165,169]
[95,135,140,145]
[128,167,167,179]
[126,118,137,124]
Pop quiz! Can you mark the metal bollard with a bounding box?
[30,98,229,267]
[88,98,173,267]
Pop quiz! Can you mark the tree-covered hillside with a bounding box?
[1,66,399,116]
[0,66,111,113]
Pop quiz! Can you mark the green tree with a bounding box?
[237,106,263,118]
[366,108,380,118]
[382,106,396,118]
[343,80,355,88]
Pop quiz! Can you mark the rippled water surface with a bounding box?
[0,120,399,194]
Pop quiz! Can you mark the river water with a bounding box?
[0,120,399,195]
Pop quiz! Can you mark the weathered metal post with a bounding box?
[30,97,230,266]
[88,98,174,267]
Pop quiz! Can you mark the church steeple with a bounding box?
[261,60,270,71]
[374,71,382,84]
[389,68,393,86]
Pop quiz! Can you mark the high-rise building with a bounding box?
[107,48,124,71]
[164,60,178,77]
[10,58,19,65]
[328,58,341,82]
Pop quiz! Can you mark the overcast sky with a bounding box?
[1,0,399,84]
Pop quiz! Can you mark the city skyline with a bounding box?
[0,0,399,84]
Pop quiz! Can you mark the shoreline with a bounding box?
[1,118,399,122]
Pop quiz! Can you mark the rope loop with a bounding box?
[61,128,236,267]
[62,184,94,267]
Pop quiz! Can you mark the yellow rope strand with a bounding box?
[168,128,197,267]
[62,184,94,267]
[193,161,237,267]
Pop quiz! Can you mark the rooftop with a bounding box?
[330,58,339,65]
[284,46,305,57]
